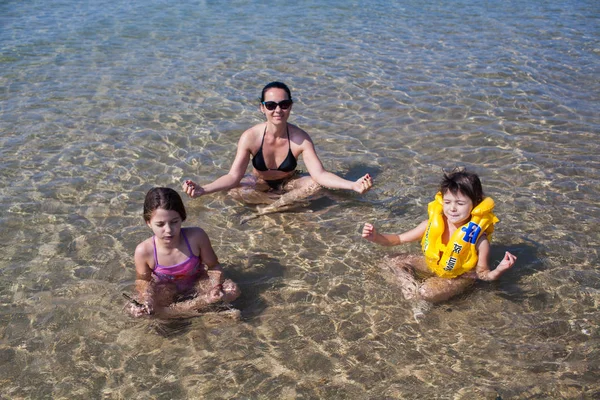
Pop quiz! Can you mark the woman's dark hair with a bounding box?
[143,187,187,222]
[440,169,484,206]
[260,81,292,102]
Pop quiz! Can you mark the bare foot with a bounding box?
[411,300,431,322]
[240,213,261,225]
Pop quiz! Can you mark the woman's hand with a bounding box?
[362,223,378,242]
[352,174,373,194]
[182,180,206,198]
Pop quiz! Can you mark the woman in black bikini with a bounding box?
[182,82,373,218]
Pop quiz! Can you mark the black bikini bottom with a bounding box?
[265,179,285,190]
[264,170,301,191]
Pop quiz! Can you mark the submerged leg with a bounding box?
[418,276,475,303]
[380,254,422,300]
[153,285,231,319]
[228,175,280,205]
[254,176,322,217]
[194,271,241,305]
[380,254,433,321]
[149,271,242,320]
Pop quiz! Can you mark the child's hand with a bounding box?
[352,174,373,194]
[127,302,153,318]
[182,179,206,198]
[206,285,225,304]
[496,251,517,272]
[362,223,377,242]
[221,279,241,303]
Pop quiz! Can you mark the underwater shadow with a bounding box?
[341,163,383,182]
[321,163,385,208]
[222,253,286,321]
[478,240,546,303]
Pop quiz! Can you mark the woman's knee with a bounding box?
[228,187,243,201]
[229,185,276,204]
[284,176,319,192]
[305,179,322,194]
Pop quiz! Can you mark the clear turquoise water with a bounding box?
[1,0,599,398]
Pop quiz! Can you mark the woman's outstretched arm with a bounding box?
[300,134,373,193]
[183,130,253,197]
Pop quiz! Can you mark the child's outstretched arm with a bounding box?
[362,220,428,246]
[475,238,517,281]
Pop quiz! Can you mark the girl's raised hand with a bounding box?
[182,179,206,198]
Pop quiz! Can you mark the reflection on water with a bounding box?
[1,0,599,398]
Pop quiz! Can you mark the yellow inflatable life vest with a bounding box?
[421,192,499,278]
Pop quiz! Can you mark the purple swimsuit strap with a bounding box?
[153,229,195,268]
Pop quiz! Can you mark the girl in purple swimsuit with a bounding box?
[182,81,373,222]
[128,187,240,318]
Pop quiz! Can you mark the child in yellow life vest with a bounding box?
[362,169,516,313]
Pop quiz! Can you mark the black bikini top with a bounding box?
[252,125,297,173]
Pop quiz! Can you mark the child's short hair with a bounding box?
[143,187,187,222]
[440,168,484,206]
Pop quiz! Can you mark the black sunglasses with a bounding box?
[262,99,293,111]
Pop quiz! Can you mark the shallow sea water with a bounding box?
[1,0,599,398]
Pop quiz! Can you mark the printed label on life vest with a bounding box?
[445,256,457,271]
